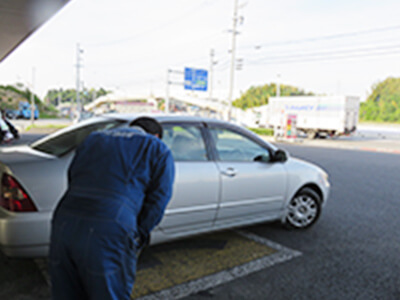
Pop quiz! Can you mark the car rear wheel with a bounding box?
[285,187,321,229]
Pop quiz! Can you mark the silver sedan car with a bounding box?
[0,114,330,257]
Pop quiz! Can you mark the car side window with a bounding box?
[162,124,208,162]
[209,127,270,162]
[31,120,124,156]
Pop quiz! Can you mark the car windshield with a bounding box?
[31,119,126,156]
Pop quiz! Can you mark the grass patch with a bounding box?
[24,124,68,132]
[358,120,400,125]
[39,113,62,119]
[248,127,274,136]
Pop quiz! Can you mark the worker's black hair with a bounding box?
[130,117,163,139]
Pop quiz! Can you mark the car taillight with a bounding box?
[0,174,37,212]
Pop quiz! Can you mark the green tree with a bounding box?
[0,84,59,117]
[360,77,400,123]
[233,83,313,110]
[44,87,110,106]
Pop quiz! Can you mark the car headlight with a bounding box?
[318,170,329,186]
[322,171,329,182]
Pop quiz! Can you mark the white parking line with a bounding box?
[34,230,302,299]
[139,230,302,300]
[34,258,50,286]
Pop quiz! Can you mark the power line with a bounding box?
[86,0,219,47]
[246,48,400,66]
[239,36,400,57]
[248,43,400,64]
[84,32,223,70]
[215,59,230,71]
[240,24,400,50]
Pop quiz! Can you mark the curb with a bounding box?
[358,147,400,155]
[22,128,61,134]
[260,136,400,155]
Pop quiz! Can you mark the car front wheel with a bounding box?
[285,187,321,229]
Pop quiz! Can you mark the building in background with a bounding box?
[84,93,160,115]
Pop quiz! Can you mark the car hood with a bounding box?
[287,157,326,174]
[0,145,54,165]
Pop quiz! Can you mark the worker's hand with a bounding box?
[135,233,150,257]
[136,247,143,257]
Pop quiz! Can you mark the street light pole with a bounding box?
[30,67,35,125]
[165,69,170,113]
[75,43,83,121]
[209,49,216,102]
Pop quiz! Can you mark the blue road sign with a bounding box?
[184,67,208,91]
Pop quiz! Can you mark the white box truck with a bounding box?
[266,96,360,138]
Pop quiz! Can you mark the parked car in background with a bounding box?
[4,109,18,120]
[0,114,330,257]
[6,102,40,120]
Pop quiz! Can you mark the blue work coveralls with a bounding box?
[49,127,175,300]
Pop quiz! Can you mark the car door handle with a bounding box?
[221,167,237,177]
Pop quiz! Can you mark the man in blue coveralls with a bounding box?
[49,117,175,300]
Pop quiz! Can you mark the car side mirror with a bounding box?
[272,149,288,162]
[254,154,270,163]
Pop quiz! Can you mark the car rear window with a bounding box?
[31,120,125,156]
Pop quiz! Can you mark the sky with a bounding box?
[1,0,400,102]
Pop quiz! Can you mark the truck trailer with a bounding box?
[265,96,360,138]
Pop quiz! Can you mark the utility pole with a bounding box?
[277,73,281,97]
[30,67,35,125]
[92,89,96,102]
[57,89,62,106]
[227,0,239,121]
[165,69,185,113]
[75,43,83,121]
[209,49,217,102]
[165,69,170,113]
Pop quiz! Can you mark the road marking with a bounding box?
[266,135,400,155]
[34,258,50,286]
[34,230,302,300]
[136,230,302,300]
[359,147,400,155]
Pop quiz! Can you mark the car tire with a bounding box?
[285,187,321,229]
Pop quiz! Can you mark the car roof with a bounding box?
[32,113,231,147]
[30,112,278,155]
[101,113,228,125]
[100,113,277,150]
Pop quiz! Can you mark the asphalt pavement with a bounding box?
[183,144,400,300]
[1,127,400,299]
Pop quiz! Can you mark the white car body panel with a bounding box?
[283,158,330,208]
[0,114,330,257]
[160,161,220,233]
[151,156,330,245]
[214,161,286,226]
